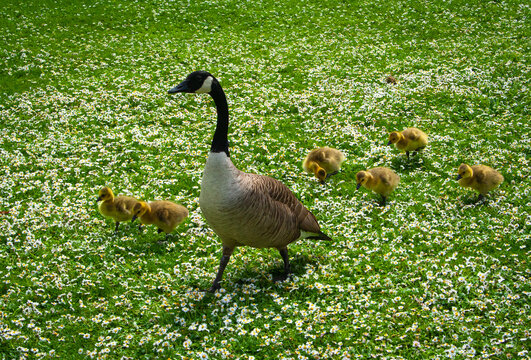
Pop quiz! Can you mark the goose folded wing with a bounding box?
[254,174,321,234]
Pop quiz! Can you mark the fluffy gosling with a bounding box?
[132,200,189,237]
[387,127,428,159]
[303,147,345,184]
[356,167,400,206]
[97,187,139,232]
[456,163,503,203]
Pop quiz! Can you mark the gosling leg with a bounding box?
[326,170,340,179]
[273,247,291,282]
[208,246,234,293]
[380,195,387,206]
[406,151,410,159]
[114,221,120,232]
[476,194,485,204]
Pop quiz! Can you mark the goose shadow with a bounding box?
[197,252,323,292]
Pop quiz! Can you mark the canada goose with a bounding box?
[387,127,428,159]
[131,200,189,237]
[97,186,139,232]
[303,147,345,184]
[456,163,503,203]
[356,167,400,206]
[168,71,331,292]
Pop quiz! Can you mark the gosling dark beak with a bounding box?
[456,175,462,180]
[387,141,392,146]
[132,215,137,222]
[356,183,361,190]
[168,80,189,94]
[96,196,102,202]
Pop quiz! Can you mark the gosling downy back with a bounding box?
[456,163,503,202]
[356,167,400,205]
[303,147,345,184]
[169,71,331,292]
[132,200,189,235]
[387,127,428,158]
[97,186,139,232]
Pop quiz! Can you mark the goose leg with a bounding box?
[477,194,485,204]
[114,221,120,232]
[208,246,234,292]
[412,151,417,157]
[406,151,410,159]
[273,247,291,282]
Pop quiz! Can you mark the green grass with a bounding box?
[0,0,530,358]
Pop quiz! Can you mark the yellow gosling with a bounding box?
[132,200,189,237]
[356,167,400,206]
[456,163,503,203]
[302,147,345,184]
[387,127,428,159]
[97,187,139,232]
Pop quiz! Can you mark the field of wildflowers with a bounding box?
[0,0,529,358]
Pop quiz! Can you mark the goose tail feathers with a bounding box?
[306,231,333,241]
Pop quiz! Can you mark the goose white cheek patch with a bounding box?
[195,76,214,93]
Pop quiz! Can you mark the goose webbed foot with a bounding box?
[206,247,234,293]
[273,248,292,282]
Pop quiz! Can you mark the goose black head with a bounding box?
[168,71,215,94]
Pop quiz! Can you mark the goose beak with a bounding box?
[132,215,137,222]
[456,174,462,180]
[168,81,189,94]
[387,141,392,145]
[96,196,102,202]
[356,183,361,190]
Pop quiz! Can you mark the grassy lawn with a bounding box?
[0,0,529,358]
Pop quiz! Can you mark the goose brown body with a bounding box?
[97,187,139,231]
[302,147,345,183]
[457,164,503,201]
[133,200,188,234]
[200,153,322,249]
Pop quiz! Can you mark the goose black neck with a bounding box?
[209,81,230,157]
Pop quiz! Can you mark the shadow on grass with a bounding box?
[193,252,323,293]
[459,195,482,207]
[389,154,428,174]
